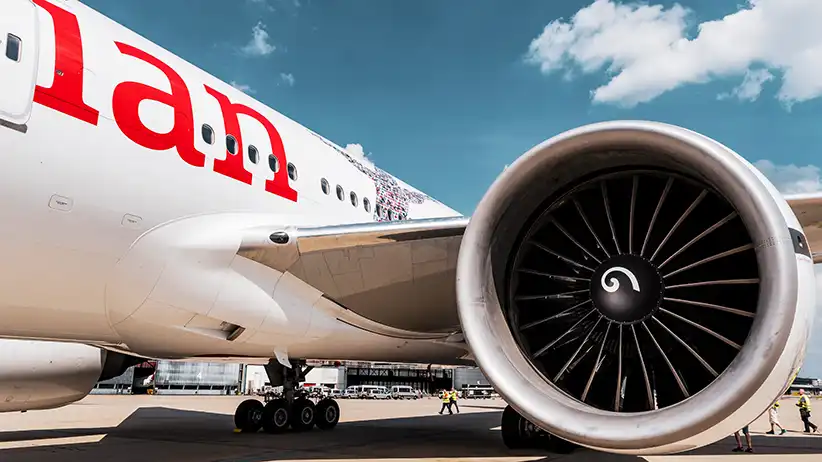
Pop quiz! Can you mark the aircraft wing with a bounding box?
[236,192,822,339]
[786,193,822,263]
[238,217,469,336]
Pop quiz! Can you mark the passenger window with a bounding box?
[376,203,382,217]
[320,178,330,195]
[363,198,371,213]
[5,34,21,62]
[336,185,344,201]
[226,135,238,155]
[248,145,259,164]
[287,163,297,181]
[350,191,358,207]
[201,124,214,145]
[268,154,279,172]
[387,210,394,221]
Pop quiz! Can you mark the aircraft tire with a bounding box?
[315,398,340,430]
[234,399,264,433]
[262,398,291,434]
[289,397,316,432]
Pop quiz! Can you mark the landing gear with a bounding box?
[233,359,339,434]
[500,405,577,453]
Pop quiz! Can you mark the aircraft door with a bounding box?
[0,0,39,128]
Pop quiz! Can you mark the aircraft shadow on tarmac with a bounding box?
[0,407,819,462]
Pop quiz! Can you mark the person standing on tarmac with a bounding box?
[732,426,754,453]
[449,388,460,414]
[797,389,819,433]
[766,401,787,435]
[438,389,453,415]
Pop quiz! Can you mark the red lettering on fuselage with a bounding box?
[32,1,298,202]
[205,86,298,202]
[111,42,206,168]
[33,0,99,125]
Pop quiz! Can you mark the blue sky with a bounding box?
[81,0,822,376]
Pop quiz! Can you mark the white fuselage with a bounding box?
[0,0,465,364]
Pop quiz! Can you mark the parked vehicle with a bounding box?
[358,385,383,398]
[343,386,361,399]
[391,385,418,399]
[364,386,391,399]
[461,384,496,399]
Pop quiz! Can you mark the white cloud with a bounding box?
[248,0,277,11]
[754,160,822,194]
[230,81,256,94]
[717,69,774,102]
[248,0,299,12]
[525,0,822,108]
[280,73,295,86]
[241,22,276,57]
[344,143,375,168]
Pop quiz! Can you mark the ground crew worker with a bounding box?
[766,401,787,435]
[438,389,453,415]
[449,388,460,414]
[732,425,753,453]
[797,389,818,433]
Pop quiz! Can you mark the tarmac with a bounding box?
[0,395,819,461]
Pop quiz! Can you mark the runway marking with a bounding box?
[0,434,105,450]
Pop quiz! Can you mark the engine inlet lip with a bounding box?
[456,121,798,452]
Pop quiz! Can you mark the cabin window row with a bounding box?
[320,178,371,213]
[201,124,297,181]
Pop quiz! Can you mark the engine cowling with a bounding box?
[0,339,141,412]
[456,121,816,454]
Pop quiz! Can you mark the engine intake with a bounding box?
[457,121,815,454]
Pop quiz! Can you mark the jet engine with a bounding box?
[0,338,142,412]
[456,121,816,454]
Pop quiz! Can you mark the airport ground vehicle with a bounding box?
[343,386,362,399]
[391,385,419,400]
[462,385,496,399]
[363,386,392,400]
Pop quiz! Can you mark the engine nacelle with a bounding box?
[457,121,816,454]
[0,338,140,412]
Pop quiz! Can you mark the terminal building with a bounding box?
[788,377,822,395]
[93,360,490,395]
[95,359,821,398]
[242,361,485,394]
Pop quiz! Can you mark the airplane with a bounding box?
[0,0,819,455]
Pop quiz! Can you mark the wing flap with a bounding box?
[238,217,468,333]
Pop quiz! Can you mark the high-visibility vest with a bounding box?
[799,395,812,410]
[441,392,451,403]
[450,391,458,400]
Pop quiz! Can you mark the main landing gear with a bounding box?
[233,359,341,434]
[500,405,578,454]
